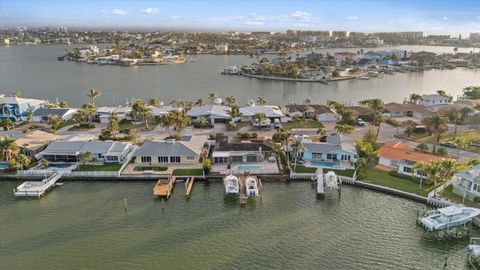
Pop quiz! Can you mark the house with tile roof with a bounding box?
[384,102,435,120]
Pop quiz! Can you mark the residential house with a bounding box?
[419,94,452,109]
[0,96,46,122]
[334,52,358,66]
[286,104,340,122]
[36,140,134,163]
[347,106,374,119]
[94,106,131,124]
[14,130,59,158]
[188,105,231,123]
[384,102,435,120]
[239,104,284,122]
[212,135,274,164]
[149,105,181,119]
[452,166,480,201]
[377,141,443,176]
[133,135,206,165]
[32,108,77,123]
[301,134,357,169]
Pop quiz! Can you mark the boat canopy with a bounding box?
[438,206,463,216]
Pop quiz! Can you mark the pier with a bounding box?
[239,175,247,205]
[13,172,62,198]
[185,177,195,198]
[153,176,176,199]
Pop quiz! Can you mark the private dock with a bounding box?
[185,177,195,198]
[14,172,62,198]
[239,175,247,205]
[239,175,262,205]
[153,176,176,199]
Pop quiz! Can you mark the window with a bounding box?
[186,156,195,160]
[158,156,168,163]
[170,156,180,163]
[106,156,118,162]
[326,154,335,160]
[403,166,413,173]
[141,156,151,163]
[474,184,478,192]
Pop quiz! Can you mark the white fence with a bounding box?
[427,180,453,198]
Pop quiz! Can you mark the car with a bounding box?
[356,118,365,126]
[440,142,457,148]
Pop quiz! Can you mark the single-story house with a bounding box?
[212,135,274,164]
[239,105,284,122]
[452,165,480,201]
[0,96,46,122]
[15,130,59,158]
[188,105,231,123]
[94,106,131,124]
[133,135,206,165]
[300,134,357,169]
[384,102,435,120]
[377,141,443,176]
[419,94,451,109]
[347,106,374,119]
[285,104,340,122]
[149,106,182,118]
[36,140,134,163]
[32,108,77,123]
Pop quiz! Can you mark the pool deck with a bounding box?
[211,162,280,175]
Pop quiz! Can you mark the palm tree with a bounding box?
[453,136,468,158]
[58,101,69,108]
[256,96,268,105]
[227,104,242,121]
[88,88,102,105]
[291,140,304,172]
[272,143,284,171]
[423,114,449,153]
[194,98,205,106]
[107,112,120,138]
[0,138,19,162]
[159,113,174,136]
[413,162,427,191]
[16,154,30,170]
[129,99,153,130]
[47,114,62,130]
[11,90,22,97]
[148,97,162,107]
[225,96,237,106]
[26,104,35,128]
[198,116,210,128]
[409,93,422,104]
[335,124,354,135]
[422,159,458,197]
[208,92,217,104]
[359,98,384,138]
[317,128,326,136]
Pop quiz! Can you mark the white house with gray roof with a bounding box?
[419,94,451,109]
[297,134,357,169]
[239,105,284,122]
[32,108,77,123]
[36,140,134,163]
[133,135,206,165]
[188,105,231,123]
[452,165,480,201]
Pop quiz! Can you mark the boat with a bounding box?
[324,171,340,190]
[357,75,370,80]
[420,206,480,231]
[57,56,65,61]
[245,176,259,197]
[190,58,197,62]
[468,237,480,265]
[224,174,239,196]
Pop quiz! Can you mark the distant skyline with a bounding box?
[1,0,480,36]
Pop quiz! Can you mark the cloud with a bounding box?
[347,16,359,21]
[112,9,126,16]
[442,16,449,21]
[169,16,181,20]
[141,8,159,14]
[244,21,264,26]
[290,11,312,22]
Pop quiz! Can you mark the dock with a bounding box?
[153,176,176,199]
[14,172,62,198]
[316,169,325,198]
[185,177,195,198]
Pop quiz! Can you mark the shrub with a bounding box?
[436,148,448,156]
[203,158,211,174]
[238,132,257,139]
[385,118,400,127]
[78,122,95,129]
[416,143,428,152]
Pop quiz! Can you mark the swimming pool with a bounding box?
[310,161,336,168]
[236,164,261,171]
[0,162,8,170]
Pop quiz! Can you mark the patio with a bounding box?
[211,160,280,175]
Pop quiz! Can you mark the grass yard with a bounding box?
[283,120,325,130]
[134,166,168,172]
[77,163,122,171]
[172,168,204,176]
[362,167,430,196]
[294,165,317,173]
[411,130,480,153]
[294,166,355,177]
[439,185,480,208]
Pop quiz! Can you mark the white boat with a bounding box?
[224,174,239,195]
[420,206,480,231]
[245,176,259,197]
[324,171,340,190]
[357,75,370,80]
[468,237,480,257]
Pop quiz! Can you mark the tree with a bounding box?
[129,99,153,130]
[253,112,266,122]
[107,112,120,138]
[41,159,49,168]
[198,116,210,128]
[359,98,384,138]
[272,143,286,171]
[16,154,30,170]
[164,110,191,138]
[125,129,137,143]
[227,104,242,121]
[436,148,448,156]
[436,90,452,102]
[453,136,469,158]
[317,128,326,136]
[416,143,429,152]
[272,129,291,147]
[47,114,62,130]
[88,88,102,105]
[422,159,458,197]
[291,140,304,172]
[327,100,346,114]
[58,101,69,108]
[26,104,35,128]
[463,86,480,99]
[401,120,417,137]
[11,90,22,97]
[423,114,449,153]
[0,138,20,162]
[335,124,354,135]
[208,92,217,104]
[354,128,379,166]
[203,158,211,174]
[195,98,205,106]
[413,162,427,190]
[148,97,162,107]
[0,118,14,131]
[159,113,174,136]
[443,109,463,138]
[256,96,268,105]
[78,151,92,165]
[225,96,237,106]
[409,93,422,104]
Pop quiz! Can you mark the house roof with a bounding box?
[378,141,443,163]
[457,165,480,182]
[39,140,131,156]
[214,135,273,152]
[96,106,131,114]
[286,104,336,115]
[134,135,206,157]
[188,105,231,118]
[0,96,46,106]
[33,108,74,117]
[303,134,357,155]
[15,130,58,150]
[348,106,374,117]
[240,105,284,118]
[384,102,434,114]
[421,94,449,101]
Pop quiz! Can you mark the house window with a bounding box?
[158,156,168,163]
[474,184,478,192]
[186,156,195,160]
[403,166,413,173]
[106,156,118,162]
[326,154,335,160]
[170,156,180,163]
[141,156,151,163]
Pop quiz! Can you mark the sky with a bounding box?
[1,0,480,35]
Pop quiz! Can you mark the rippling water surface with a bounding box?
[0,181,475,269]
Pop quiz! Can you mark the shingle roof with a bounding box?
[240,105,284,118]
[384,102,434,114]
[134,135,206,157]
[214,135,273,152]
[303,134,356,155]
[188,105,231,118]
[41,141,130,155]
[378,141,443,163]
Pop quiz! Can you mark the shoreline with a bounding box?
[239,72,329,84]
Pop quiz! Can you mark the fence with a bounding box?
[427,179,454,198]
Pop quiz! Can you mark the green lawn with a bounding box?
[283,120,325,130]
[439,185,480,208]
[410,130,480,153]
[172,168,204,176]
[362,167,430,196]
[134,166,168,172]
[294,165,355,177]
[77,163,122,171]
[294,165,317,173]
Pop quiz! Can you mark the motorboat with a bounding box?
[224,174,239,196]
[324,171,340,190]
[245,176,259,197]
[420,206,480,231]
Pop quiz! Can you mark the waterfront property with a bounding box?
[36,140,134,163]
[384,102,435,120]
[377,141,443,176]
[452,165,480,201]
[149,105,181,118]
[188,105,231,123]
[133,135,206,165]
[239,104,285,122]
[32,107,77,123]
[0,95,46,122]
[419,94,452,109]
[300,134,357,169]
[14,130,59,158]
[285,104,340,122]
[94,106,131,124]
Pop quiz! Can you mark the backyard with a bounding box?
[361,167,431,196]
[282,119,325,130]
[409,130,480,153]
[77,163,122,171]
[172,168,204,176]
[134,166,168,172]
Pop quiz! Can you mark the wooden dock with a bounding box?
[185,177,195,198]
[14,173,62,199]
[238,175,247,205]
[153,176,176,199]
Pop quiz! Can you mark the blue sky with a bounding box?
[1,0,480,35]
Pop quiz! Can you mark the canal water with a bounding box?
[0,180,474,269]
[0,45,479,107]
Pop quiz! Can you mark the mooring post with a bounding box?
[161,198,165,211]
[124,198,127,212]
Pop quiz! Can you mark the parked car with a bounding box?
[356,118,365,126]
[440,142,457,148]
[274,119,282,129]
